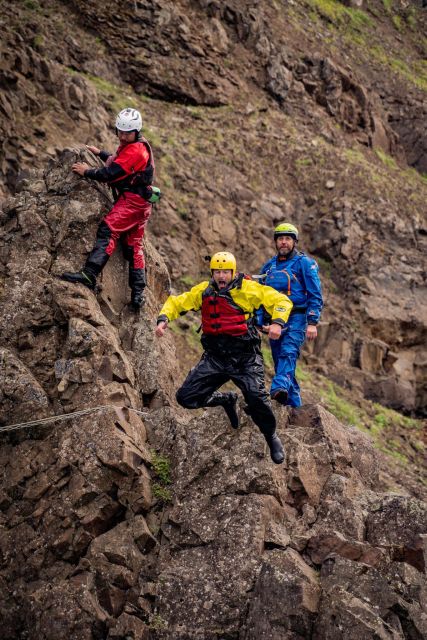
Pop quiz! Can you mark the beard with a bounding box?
[278,246,294,257]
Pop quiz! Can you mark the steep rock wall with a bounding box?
[0,159,426,639]
[1,0,426,414]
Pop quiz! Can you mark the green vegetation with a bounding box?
[187,105,206,120]
[343,147,366,164]
[381,0,417,31]
[403,166,427,188]
[261,346,274,369]
[65,68,153,116]
[151,451,172,504]
[169,321,202,352]
[142,124,163,148]
[152,483,172,504]
[391,15,403,32]
[373,403,421,432]
[404,7,417,30]
[315,256,332,279]
[374,148,398,170]
[296,363,310,383]
[23,0,40,10]
[149,613,167,630]
[368,46,427,93]
[32,34,44,50]
[300,375,425,470]
[303,0,426,93]
[151,451,171,485]
[295,157,313,169]
[322,382,363,428]
[179,274,197,288]
[307,0,373,31]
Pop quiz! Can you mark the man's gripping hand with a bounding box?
[155,321,168,338]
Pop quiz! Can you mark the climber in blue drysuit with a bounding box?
[255,223,323,407]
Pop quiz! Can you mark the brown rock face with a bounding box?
[0,152,175,639]
[0,157,426,638]
[0,4,426,636]
[1,0,426,415]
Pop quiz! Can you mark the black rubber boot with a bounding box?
[265,432,285,464]
[129,267,146,311]
[271,389,288,405]
[131,288,145,311]
[60,270,96,290]
[206,391,239,429]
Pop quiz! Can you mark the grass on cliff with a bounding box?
[307,0,373,31]
[301,0,427,93]
[306,367,425,470]
[65,68,158,125]
[150,451,172,505]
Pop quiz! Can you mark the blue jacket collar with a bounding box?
[277,248,298,263]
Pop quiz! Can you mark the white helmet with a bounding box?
[115,108,143,132]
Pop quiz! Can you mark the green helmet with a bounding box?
[274,222,299,241]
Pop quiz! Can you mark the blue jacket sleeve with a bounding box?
[300,257,323,324]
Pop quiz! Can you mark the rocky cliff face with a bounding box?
[0,159,426,639]
[1,0,426,414]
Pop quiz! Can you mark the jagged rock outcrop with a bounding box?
[1,0,426,414]
[0,151,173,639]
[0,161,426,638]
[151,403,426,638]
[3,0,426,193]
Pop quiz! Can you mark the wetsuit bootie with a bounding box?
[265,432,285,464]
[129,268,146,311]
[207,391,239,429]
[60,270,96,290]
[271,389,288,405]
[131,288,145,311]
[221,392,239,429]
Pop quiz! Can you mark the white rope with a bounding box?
[0,404,147,434]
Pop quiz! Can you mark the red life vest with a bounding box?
[110,137,154,187]
[201,281,248,337]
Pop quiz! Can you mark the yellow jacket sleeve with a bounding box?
[259,283,293,325]
[157,281,209,323]
[233,279,293,325]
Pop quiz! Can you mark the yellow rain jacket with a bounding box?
[157,274,293,336]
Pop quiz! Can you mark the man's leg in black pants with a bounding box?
[176,353,239,428]
[230,352,285,463]
[61,221,113,288]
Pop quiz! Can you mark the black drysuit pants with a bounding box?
[176,350,276,437]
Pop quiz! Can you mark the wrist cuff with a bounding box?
[271,319,285,328]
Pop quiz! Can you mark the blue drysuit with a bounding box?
[256,250,323,407]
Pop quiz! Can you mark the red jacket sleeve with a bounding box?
[114,143,150,175]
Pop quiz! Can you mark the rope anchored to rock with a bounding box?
[0,404,147,434]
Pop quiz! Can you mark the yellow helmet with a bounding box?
[210,252,237,277]
[274,222,299,241]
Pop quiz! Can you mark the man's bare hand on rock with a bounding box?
[155,321,168,338]
[72,162,90,176]
[86,145,100,155]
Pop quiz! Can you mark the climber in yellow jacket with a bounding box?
[155,252,293,464]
